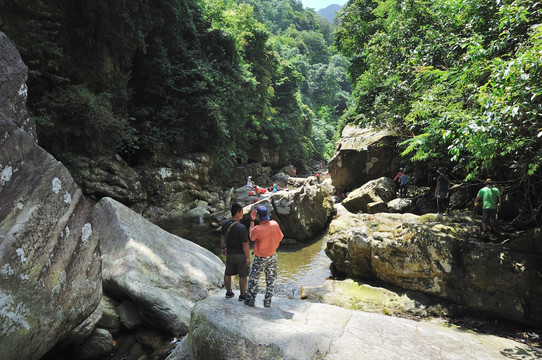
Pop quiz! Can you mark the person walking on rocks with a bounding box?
[434,167,449,215]
[474,179,502,234]
[398,170,408,198]
[220,202,251,301]
[244,205,283,308]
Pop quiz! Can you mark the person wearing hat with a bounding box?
[474,179,502,233]
[244,205,284,308]
[220,202,251,301]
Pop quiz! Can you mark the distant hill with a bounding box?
[317,4,342,22]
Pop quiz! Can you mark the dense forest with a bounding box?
[335,0,542,224]
[0,0,348,173]
[1,0,541,224]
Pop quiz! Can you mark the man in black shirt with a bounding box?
[434,168,450,215]
[220,202,251,300]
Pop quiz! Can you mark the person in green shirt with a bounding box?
[474,179,502,233]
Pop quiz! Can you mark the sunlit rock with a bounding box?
[182,294,542,359]
[94,197,225,335]
[325,209,542,326]
[329,125,400,193]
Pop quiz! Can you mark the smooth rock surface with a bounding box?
[185,294,542,360]
[94,197,225,335]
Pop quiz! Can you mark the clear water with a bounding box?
[271,232,332,299]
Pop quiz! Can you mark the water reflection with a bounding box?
[273,232,331,299]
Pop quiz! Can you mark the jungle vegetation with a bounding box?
[335,0,542,224]
[0,0,349,173]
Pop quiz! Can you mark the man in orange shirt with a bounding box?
[244,205,284,308]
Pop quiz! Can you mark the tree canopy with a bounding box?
[0,0,349,174]
[336,0,542,182]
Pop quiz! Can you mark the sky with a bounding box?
[299,0,347,11]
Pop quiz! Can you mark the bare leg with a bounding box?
[239,276,247,296]
[224,275,232,293]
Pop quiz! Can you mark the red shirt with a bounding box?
[250,220,283,257]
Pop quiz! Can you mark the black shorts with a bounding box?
[225,253,249,278]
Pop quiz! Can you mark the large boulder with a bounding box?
[249,181,335,242]
[342,177,396,213]
[93,197,225,335]
[329,126,400,193]
[61,154,147,206]
[325,208,542,326]
[0,32,102,360]
[181,294,542,360]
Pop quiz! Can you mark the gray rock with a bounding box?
[94,197,224,335]
[387,197,413,213]
[342,177,396,213]
[329,126,400,193]
[166,336,191,360]
[249,181,335,242]
[75,328,114,359]
[0,32,102,360]
[188,294,542,359]
[97,295,121,334]
[117,300,142,330]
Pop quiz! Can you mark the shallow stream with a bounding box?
[273,232,332,299]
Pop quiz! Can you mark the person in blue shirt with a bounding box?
[399,171,408,198]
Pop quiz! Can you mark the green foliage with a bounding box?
[1,0,350,177]
[336,0,542,180]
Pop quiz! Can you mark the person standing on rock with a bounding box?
[434,167,449,215]
[474,179,502,234]
[399,170,408,198]
[244,205,283,308]
[220,202,251,301]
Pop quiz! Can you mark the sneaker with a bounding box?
[263,302,271,308]
[244,299,254,307]
[238,294,246,301]
[225,291,234,299]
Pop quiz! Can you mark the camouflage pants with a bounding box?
[246,253,277,305]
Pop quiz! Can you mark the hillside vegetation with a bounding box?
[335,0,542,225]
[0,0,348,173]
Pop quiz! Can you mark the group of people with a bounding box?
[220,203,283,308]
[394,167,501,234]
[247,176,284,196]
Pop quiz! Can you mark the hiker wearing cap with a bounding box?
[434,168,449,215]
[244,205,284,308]
[474,179,502,233]
[220,202,251,301]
